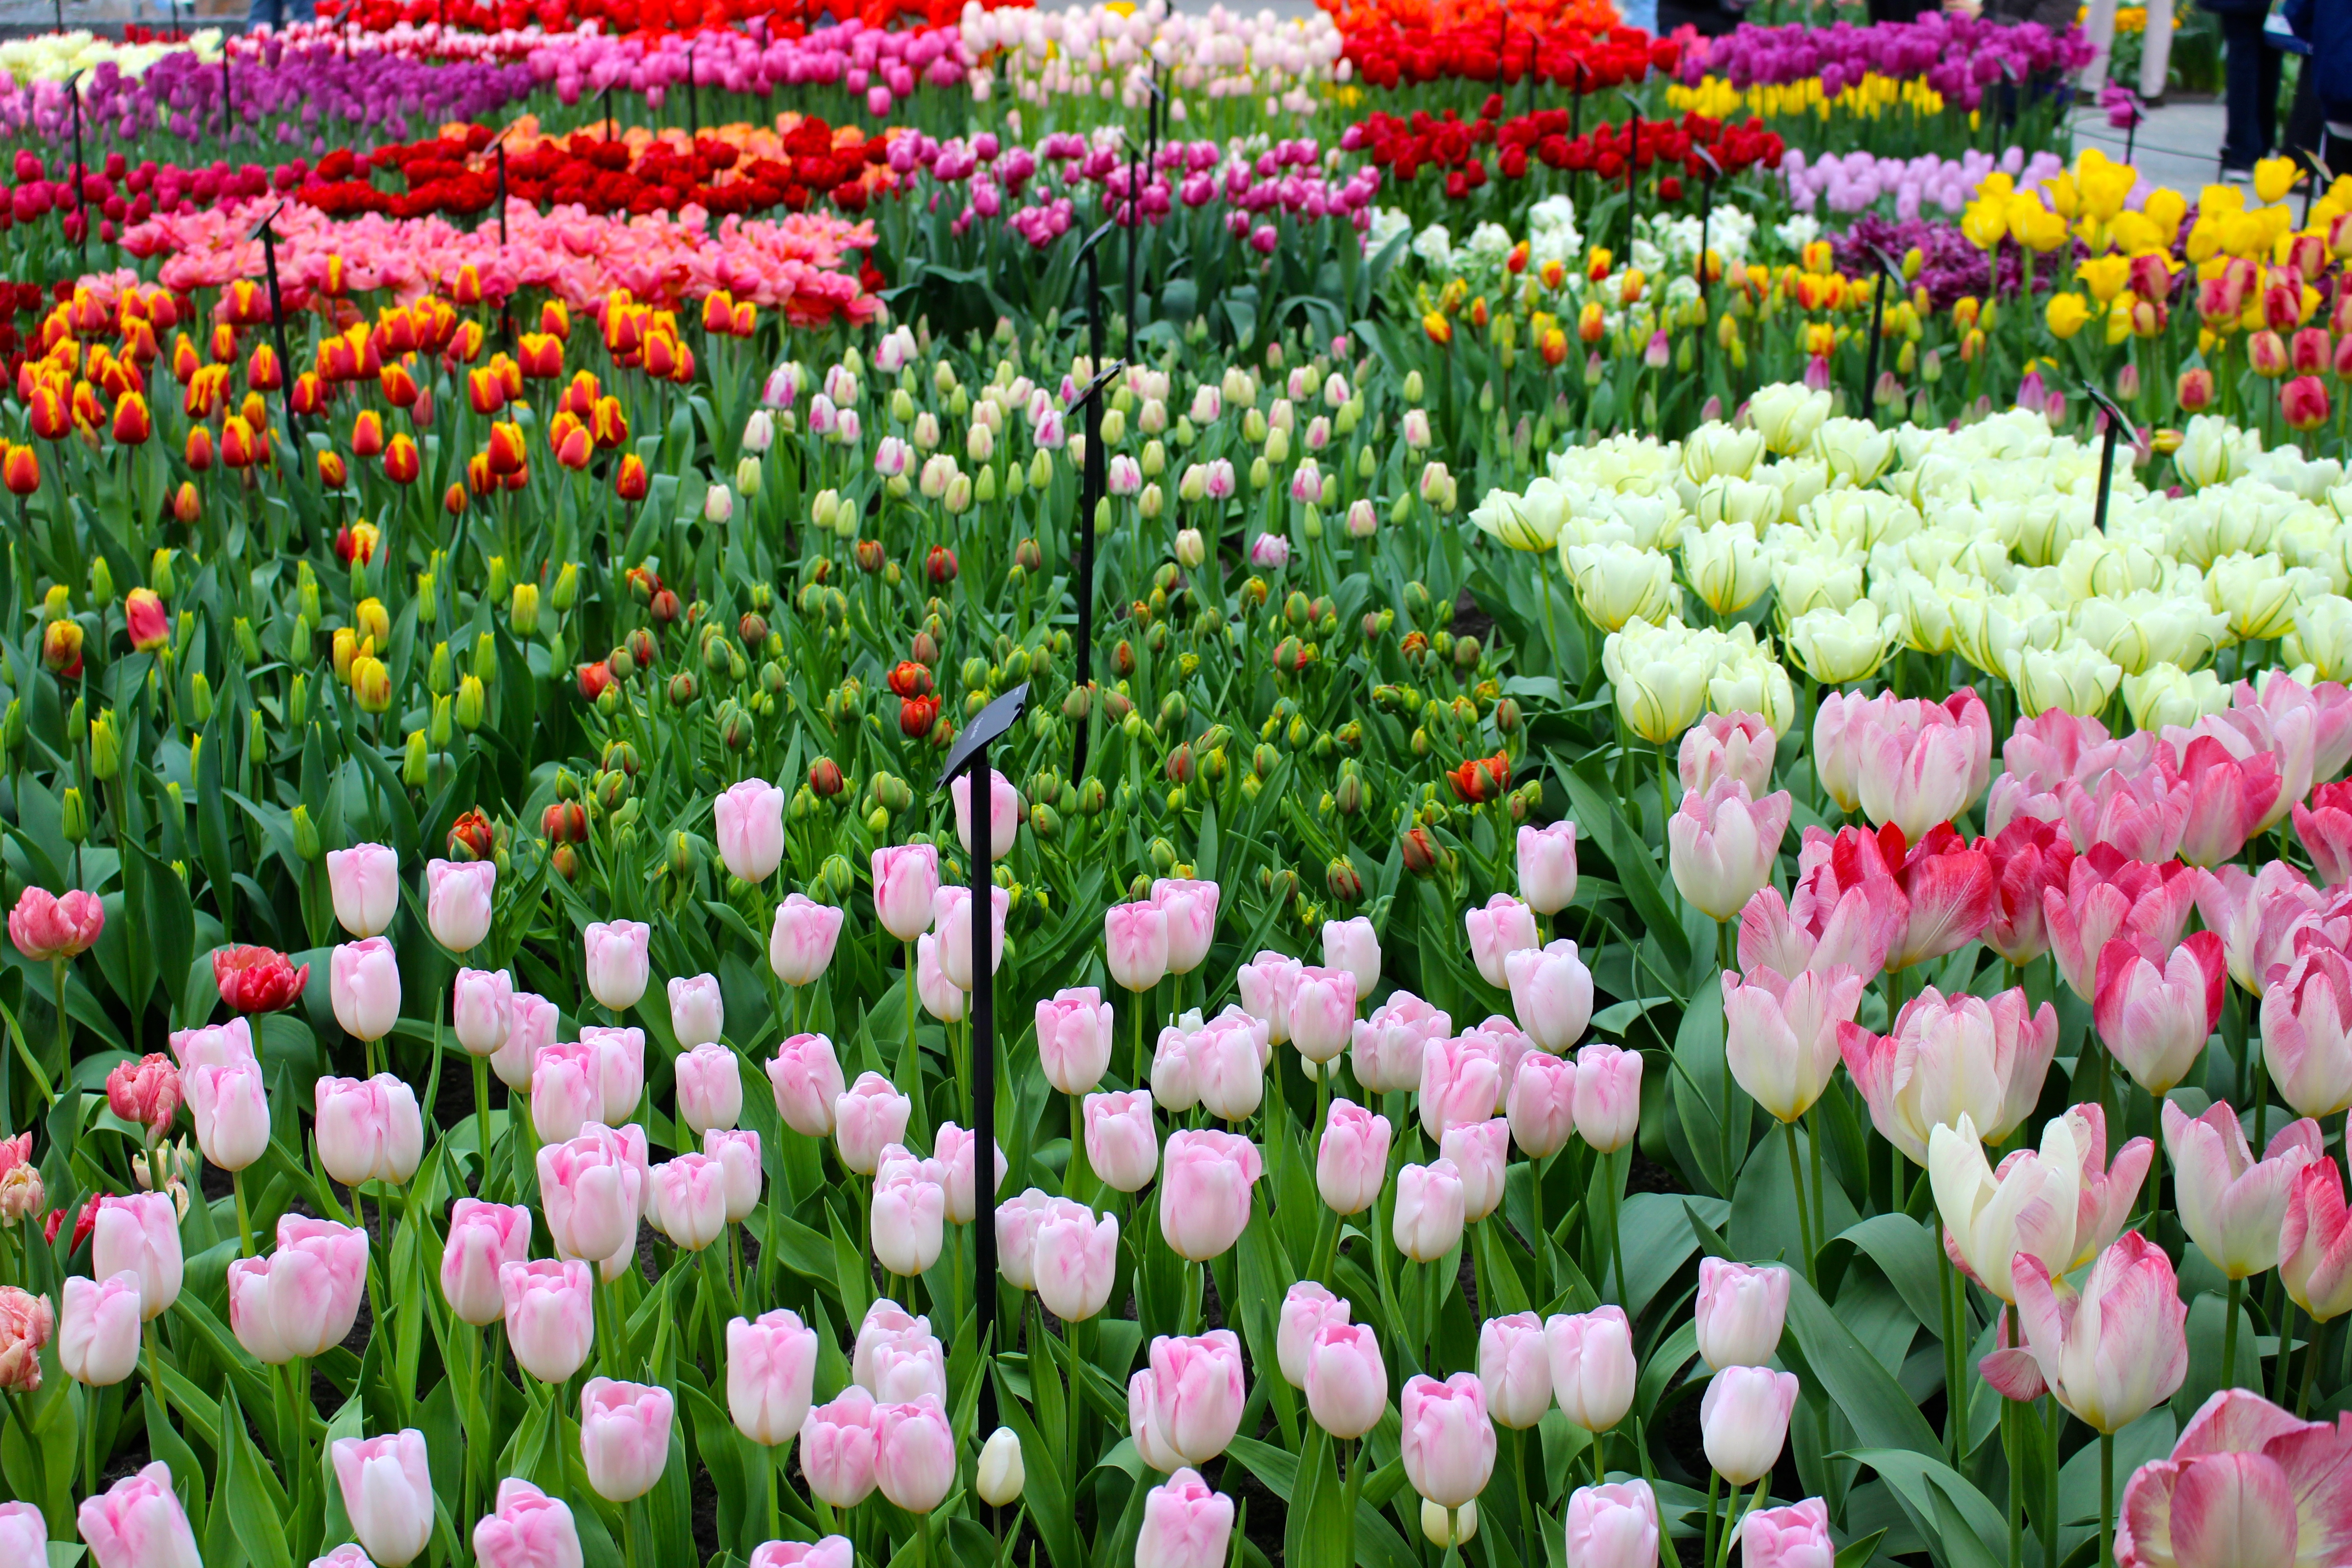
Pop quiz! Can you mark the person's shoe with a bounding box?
[2139,91,2168,109]
[2220,165,2253,184]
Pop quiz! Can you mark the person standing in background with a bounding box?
[2285,0,2352,161]
[245,0,316,28]
[2080,0,2176,102]
[2205,0,2283,178]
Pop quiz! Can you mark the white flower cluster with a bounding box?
[961,0,1344,118]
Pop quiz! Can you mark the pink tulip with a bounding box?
[1152,877,1222,975]
[1845,692,1991,840]
[705,1128,762,1223]
[167,1015,256,1072]
[1038,986,1116,1094]
[872,1159,946,1276]
[871,843,941,941]
[539,1126,645,1264]
[332,1431,434,1567]
[1393,1158,1466,1262]
[1085,1090,1159,1193]
[581,1025,646,1123]
[530,1042,604,1143]
[326,843,399,939]
[1158,1129,1261,1260]
[1033,1200,1117,1322]
[767,1032,846,1136]
[1277,1283,1350,1388]
[9,885,104,960]
[1565,1482,1661,1568]
[834,1071,912,1175]
[649,1152,730,1252]
[2280,1160,2352,1321]
[873,1396,958,1511]
[426,858,496,953]
[1506,1051,1578,1158]
[91,1192,181,1321]
[1724,964,1864,1123]
[1418,1032,1507,1138]
[2114,1387,2352,1568]
[1700,1364,1798,1483]
[750,1542,853,1568]
[934,885,1009,990]
[474,1480,583,1568]
[1575,1042,1643,1152]
[1743,1497,1835,1568]
[2095,931,2228,1094]
[769,895,845,987]
[951,767,1022,864]
[932,1121,1005,1224]
[853,1300,944,1401]
[1289,965,1358,1064]
[1189,1013,1267,1122]
[1441,1117,1509,1222]
[1237,950,1303,1044]
[676,1042,744,1134]
[183,1057,269,1172]
[2012,1231,2188,1432]
[2043,849,2200,1001]
[453,967,514,1058]
[1400,1372,1494,1508]
[1682,712,1777,797]
[1106,900,1171,993]
[1545,1305,1635,1431]
[1352,992,1450,1094]
[1130,1330,1247,1468]
[59,1271,143,1386]
[667,973,724,1049]
[1320,915,1380,995]
[714,778,787,882]
[493,992,558,1091]
[581,1378,673,1502]
[915,933,966,1022]
[1979,816,2076,965]
[1503,940,1594,1054]
[2294,784,2352,885]
[1303,1320,1387,1439]
[1465,894,1541,988]
[800,1388,879,1506]
[2163,1100,2322,1280]
[2197,862,2327,997]
[78,1462,201,1568]
[2171,735,2281,867]
[1135,1468,1234,1568]
[1736,877,1899,986]
[1671,780,1794,923]
[1838,985,2058,1164]
[2263,944,2352,1119]
[1516,819,1580,915]
[314,1074,424,1186]
[500,1259,595,1383]
[728,1308,818,1445]
[1478,1311,1553,1430]
[330,937,402,1042]
[1695,1258,1788,1370]
[583,919,651,1011]
[1316,1097,1391,1215]
[441,1199,531,1326]
[0,1502,42,1564]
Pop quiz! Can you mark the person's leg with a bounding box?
[2137,0,2173,100]
[2220,12,2260,169]
[2079,0,2120,91]
[2257,39,2283,160]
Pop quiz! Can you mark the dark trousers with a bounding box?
[2220,10,2283,170]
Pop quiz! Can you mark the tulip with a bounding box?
[1151,878,1221,976]
[714,778,787,882]
[581,1378,674,1502]
[0,1286,47,1394]
[1671,780,1795,922]
[751,1544,853,1568]
[2163,1100,2322,1280]
[1289,965,1358,1064]
[1839,985,2059,1165]
[2198,862,2328,999]
[931,1122,1004,1225]
[2280,1160,2352,1321]
[1353,993,1450,1094]
[703,1128,762,1225]
[1442,1117,1510,1222]
[835,1072,913,1175]
[1700,1365,1799,1484]
[167,1016,257,1072]
[2012,1232,2188,1433]
[1743,1497,1835,1568]
[60,1271,143,1386]
[1724,965,1864,1122]
[331,1431,434,1567]
[539,1126,645,1264]
[1130,1331,1247,1469]
[442,1199,530,1326]
[727,1308,818,1446]
[2261,948,2352,1118]
[801,1388,880,1507]
[1517,820,1580,914]
[1305,1322,1389,1440]
[1320,914,1380,995]
[91,1193,181,1320]
[1574,1042,1643,1152]
[768,1033,846,1137]
[665,974,725,1052]
[2043,853,2200,1001]
[1158,1129,1261,1260]
[314,1075,424,1186]
[326,843,400,939]
[1682,713,1778,797]
[1039,987,1116,1094]
[1400,1372,1495,1509]
[916,934,966,1022]
[1278,1283,1352,1388]
[1135,1468,1234,1568]
[452,967,514,1059]
[853,1301,946,1402]
[1085,1090,1159,1193]
[1478,1311,1553,1430]
[650,1153,730,1252]
[1106,900,1172,993]
[952,768,1021,863]
[7,885,101,960]
[1237,951,1303,1044]
[106,1054,181,1136]
[329,937,402,1042]
[2112,1387,2352,1568]
[1465,894,1541,987]
[676,1042,744,1134]
[1504,940,1594,1054]
[1034,1200,1118,1322]
[1695,1258,1790,1371]
[474,1480,583,1568]
[183,1057,269,1172]
[976,1427,1025,1508]
[1317,1098,1391,1215]
[530,1043,605,1144]
[426,858,496,953]
[1565,1482,1661,1568]
[770,895,845,987]
[935,885,1009,990]
[1506,1051,1578,1158]
[583,920,652,1011]
[1394,1159,1467,1262]
[872,1161,946,1277]
[78,1463,202,1568]
[494,992,559,1091]
[501,1260,595,1384]
[2095,932,2228,1094]
[1418,1032,1508,1139]
[871,844,941,941]
[0,1503,41,1565]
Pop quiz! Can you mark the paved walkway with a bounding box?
[2068,94,2231,196]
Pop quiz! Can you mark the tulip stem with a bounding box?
[1717,1477,1769,1568]
[2301,1315,2324,1417]
[1656,744,1677,840]
[2222,1275,2245,1394]
[83,1381,97,1498]
[232,1166,256,1259]
[1782,1119,1814,1287]
[1068,1093,1090,1200]
[143,1317,170,1441]
[1701,1469,1721,1568]
[472,1052,493,1196]
[2100,1432,2115,1568]
[1938,1239,1960,1465]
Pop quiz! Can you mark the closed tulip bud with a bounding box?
[727,1308,818,1446]
[580,1379,674,1503]
[1565,1482,1662,1568]
[500,1259,595,1384]
[1393,1158,1466,1261]
[1695,1258,1790,1370]
[1400,1373,1494,1510]
[332,1431,434,1567]
[977,1426,1024,1507]
[60,1271,143,1387]
[1084,1089,1159,1193]
[1700,1365,1799,1483]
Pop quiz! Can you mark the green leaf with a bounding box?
[986,1363,1081,1568]
[1837,1528,1891,1568]
[1844,1450,2006,1568]
[1284,1425,1347,1568]
[1784,1277,1940,1458]
[218,1387,296,1568]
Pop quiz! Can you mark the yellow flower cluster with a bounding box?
[1666,72,1944,124]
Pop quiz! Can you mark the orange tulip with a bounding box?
[383,433,421,485]
[468,366,506,416]
[220,416,261,469]
[352,409,386,459]
[379,361,420,408]
[2,442,39,495]
[112,392,152,446]
[614,452,649,501]
[518,332,564,380]
[171,480,199,524]
[444,481,468,517]
[248,342,283,392]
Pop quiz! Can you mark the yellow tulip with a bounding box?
[2046,292,2091,340]
[2105,294,2136,346]
[2043,172,2081,221]
[2185,217,2224,265]
[2145,187,2190,240]
[2255,157,2303,206]
[2076,149,2137,222]
[1961,201,2009,250]
[2109,211,2166,255]
[2077,253,2132,304]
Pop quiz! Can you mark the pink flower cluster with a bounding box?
[521,20,970,116]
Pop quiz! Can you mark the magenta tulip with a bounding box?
[2012,1231,2188,1432]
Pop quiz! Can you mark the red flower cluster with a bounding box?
[1347,104,1782,194]
[299,120,887,221]
[315,0,1020,34]
[1342,22,1669,91]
